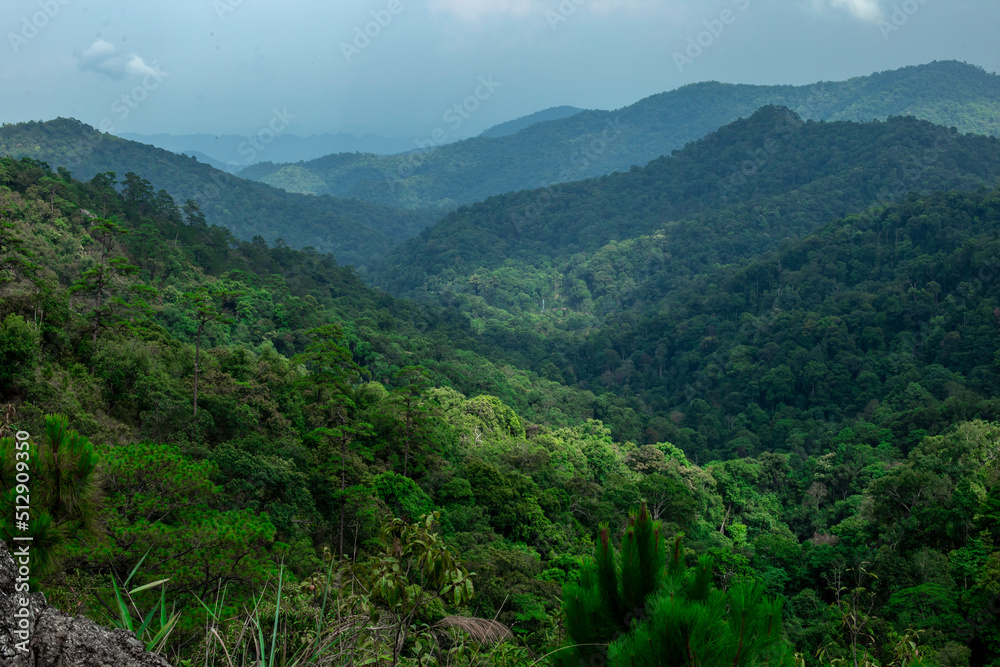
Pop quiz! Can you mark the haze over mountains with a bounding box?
[478,106,586,139]
[239,61,1000,210]
[118,131,424,170]
[0,119,436,267]
[2,61,997,270]
[115,107,590,174]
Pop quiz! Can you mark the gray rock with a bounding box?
[0,541,171,666]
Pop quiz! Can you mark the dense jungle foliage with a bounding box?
[2,128,1000,665]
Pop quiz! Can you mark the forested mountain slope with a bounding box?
[3,155,1000,667]
[561,186,1000,457]
[374,108,1000,304]
[240,61,1000,209]
[0,118,439,265]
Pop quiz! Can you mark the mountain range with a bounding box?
[5,58,1000,666]
[0,118,437,268]
[373,107,1000,309]
[3,61,998,271]
[239,61,1000,210]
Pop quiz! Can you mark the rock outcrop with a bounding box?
[0,541,171,666]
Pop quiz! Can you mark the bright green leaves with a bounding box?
[105,550,181,657]
[462,394,525,440]
[372,472,434,522]
[0,211,38,284]
[560,503,794,667]
[71,217,156,364]
[364,512,476,663]
[0,414,102,577]
[369,512,474,611]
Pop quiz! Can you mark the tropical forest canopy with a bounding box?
[2,62,1000,667]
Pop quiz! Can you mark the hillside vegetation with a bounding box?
[2,145,1000,665]
[374,108,1000,308]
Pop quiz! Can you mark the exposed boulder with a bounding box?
[0,541,171,666]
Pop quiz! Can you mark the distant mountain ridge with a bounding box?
[181,149,234,172]
[118,130,421,167]
[479,106,586,138]
[239,61,1000,210]
[0,118,438,267]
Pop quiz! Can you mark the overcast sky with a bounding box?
[1,0,997,139]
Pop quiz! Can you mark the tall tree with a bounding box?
[294,324,360,411]
[0,210,38,285]
[72,219,131,361]
[183,286,242,417]
[71,218,154,372]
[88,171,118,218]
[121,172,154,217]
[391,365,431,478]
[294,325,363,553]
[182,199,208,227]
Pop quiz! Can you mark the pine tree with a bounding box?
[559,503,794,667]
[182,286,242,417]
[71,217,155,371]
[0,415,102,577]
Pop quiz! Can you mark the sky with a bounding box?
[1,0,997,139]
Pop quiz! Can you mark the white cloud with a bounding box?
[125,54,161,78]
[428,0,535,22]
[78,39,123,77]
[77,39,166,80]
[821,0,884,21]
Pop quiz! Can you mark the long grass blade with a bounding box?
[124,549,153,588]
[148,611,180,653]
[136,604,157,639]
[111,575,133,632]
[269,566,284,667]
[128,577,171,596]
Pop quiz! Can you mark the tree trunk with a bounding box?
[339,434,346,557]
[403,396,412,478]
[91,286,100,373]
[194,323,203,417]
[90,312,99,375]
